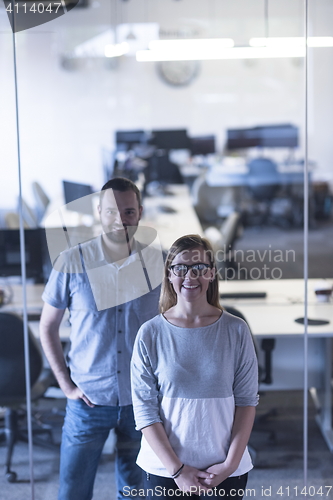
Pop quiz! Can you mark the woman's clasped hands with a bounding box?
[199,462,233,489]
[174,465,215,494]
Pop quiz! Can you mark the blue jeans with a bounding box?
[58,400,142,500]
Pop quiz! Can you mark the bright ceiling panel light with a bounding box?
[136,38,235,62]
[308,36,333,47]
[136,45,305,62]
[148,38,235,51]
[249,36,333,48]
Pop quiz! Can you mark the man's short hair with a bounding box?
[100,177,141,207]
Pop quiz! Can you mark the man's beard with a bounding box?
[103,224,139,244]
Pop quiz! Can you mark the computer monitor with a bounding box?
[226,124,299,150]
[0,228,50,283]
[150,129,190,150]
[258,124,299,148]
[63,180,93,215]
[190,135,216,156]
[115,130,147,151]
[226,127,261,150]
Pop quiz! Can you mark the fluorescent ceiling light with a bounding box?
[136,45,305,62]
[148,38,234,50]
[308,36,333,47]
[105,42,129,58]
[137,38,235,61]
[250,36,333,48]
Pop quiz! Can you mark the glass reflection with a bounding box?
[2,0,333,498]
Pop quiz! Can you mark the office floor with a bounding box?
[231,220,333,280]
[1,391,333,500]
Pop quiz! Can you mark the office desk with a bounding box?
[1,284,70,340]
[4,278,332,450]
[219,278,333,307]
[219,278,333,451]
[1,284,44,316]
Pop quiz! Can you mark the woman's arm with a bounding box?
[200,405,256,488]
[142,422,213,493]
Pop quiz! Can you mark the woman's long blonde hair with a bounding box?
[159,234,222,313]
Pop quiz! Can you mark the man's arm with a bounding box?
[39,302,94,407]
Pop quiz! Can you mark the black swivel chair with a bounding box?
[248,158,279,199]
[247,158,280,225]
[222,305,264,382]
[0,312,55,482]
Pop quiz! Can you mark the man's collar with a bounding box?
[79,234,139,268]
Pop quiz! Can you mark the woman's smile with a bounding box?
[182,283,200,290]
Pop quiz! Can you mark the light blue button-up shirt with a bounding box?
[42,232,163,406]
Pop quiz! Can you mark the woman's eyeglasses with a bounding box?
[169,263,212,278]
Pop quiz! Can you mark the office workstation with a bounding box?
[2,276,333,455]
[1,0,333,497]
[109,122,327,231]
[219,278,333,449]
[2,133,333,470]
[2,128,333,493]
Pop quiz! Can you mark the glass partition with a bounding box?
[2,0,333,498]
[306,0,333,489]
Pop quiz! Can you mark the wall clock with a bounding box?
[157,60,200,86]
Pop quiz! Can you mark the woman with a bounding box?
[131,235,258,499]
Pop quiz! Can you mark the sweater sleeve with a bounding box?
[233,322,259,407]
[131,327,163,431]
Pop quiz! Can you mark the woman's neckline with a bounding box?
[161,309,224,330]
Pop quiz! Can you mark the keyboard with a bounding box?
[220,292,267,299]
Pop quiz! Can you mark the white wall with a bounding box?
[0,0,332,210]
[308,0,333,184]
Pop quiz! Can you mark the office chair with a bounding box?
[247,158,280,225]
[32,182,50,223]
[222,305,263,381]
[204,212,242,279]
[4,212,25,229]
[192,174,240,226]
[21,199,39,228]
[222,306,276,463]
[0,312,55,482]
[248,158,279,200]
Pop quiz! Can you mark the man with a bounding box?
[40,177,163,500]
